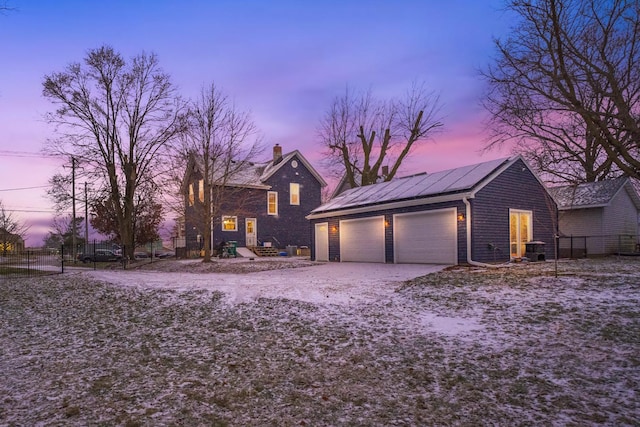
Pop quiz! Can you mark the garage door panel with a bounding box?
[340,217,385,263]
[394,209,457,264]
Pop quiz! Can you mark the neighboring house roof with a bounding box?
[548,177,640,211]
[182,148,327,191]
[308,156,538,219]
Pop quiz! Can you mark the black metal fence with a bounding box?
[61,241,127,270]
[557,234,639,258]
[0,248,63,278]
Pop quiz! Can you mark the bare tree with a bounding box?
[318,82,443,188]
[178,83,262,262]
[42,46,184,260]
[0,200,28,255]
[483,0,640,183]
[43,215,85,250]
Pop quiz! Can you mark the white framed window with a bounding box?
[221,215,238,232]
[290,183,300,205]
[509,209,532,258]
[198,179,204,203]
[267,191,278,215]
[188,183,195,206]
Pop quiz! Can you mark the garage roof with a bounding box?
[310,156,512,216]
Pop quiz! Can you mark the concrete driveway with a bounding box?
[84,262,448,305]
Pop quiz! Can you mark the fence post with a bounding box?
[27,250,31,277]
[61,244,65,274]
[570,235,573,259]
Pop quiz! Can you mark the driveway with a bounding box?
[83,262,447,305]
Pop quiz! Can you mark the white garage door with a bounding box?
[394,208,457,264]
[340,216,385,263]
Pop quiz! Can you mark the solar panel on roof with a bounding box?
[313,157,510,213]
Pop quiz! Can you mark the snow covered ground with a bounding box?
[1,257,638,425]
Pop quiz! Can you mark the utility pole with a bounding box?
[84,182,89,244]
[71,157,77,263]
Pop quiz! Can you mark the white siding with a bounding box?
[602,188,639,253]
[558,208,605,255]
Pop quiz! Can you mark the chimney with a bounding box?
[273,144,283,164]
[382,165,389,178]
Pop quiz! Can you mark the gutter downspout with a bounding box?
[463,196,504,268]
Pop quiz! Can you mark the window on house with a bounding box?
[188,183,194,206]
[290,183,300,205]
[221,216,238,232]
[267,191,278,215]
[509,209,532,258]
[199,179,204,203]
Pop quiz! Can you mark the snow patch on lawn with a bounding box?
[418,313,484,335]
[82,261,447,306]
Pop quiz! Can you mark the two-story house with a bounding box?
[182,144,326,255]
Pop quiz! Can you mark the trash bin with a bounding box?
[525,241,545,261]
[227,241,237,257]
[286,245,297,256]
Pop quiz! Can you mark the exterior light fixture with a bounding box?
[457,212,465,221]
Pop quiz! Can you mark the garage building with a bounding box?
[307,156,557,265]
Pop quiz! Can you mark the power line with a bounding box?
[0,150,60,159]
[3,208,60,214]
[0,185,52,192]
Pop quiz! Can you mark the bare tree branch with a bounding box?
[42,46,184,260]
[482,0,640,183]
[175,82,263,262]
[318,82,443,188]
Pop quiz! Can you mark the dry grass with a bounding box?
[1,257,638,425]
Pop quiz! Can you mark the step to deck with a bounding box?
[249,246,280,257]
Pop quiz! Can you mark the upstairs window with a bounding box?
[290,183,300,205]
[267,191,278,215]
[188,183,194,206]
[199,179,204,203]
[221,216,238,232]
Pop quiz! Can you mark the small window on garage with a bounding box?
[222,216,237,232]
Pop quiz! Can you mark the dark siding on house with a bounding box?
[261,155,323,248]
[384,214,394,263]
[183,171,204,254]
[217,187,264,247]
[328,219,341,261]
[192,154,324,250]
[472,159,557,262]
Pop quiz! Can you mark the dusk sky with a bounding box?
[0,0,515,246]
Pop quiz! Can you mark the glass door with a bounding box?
[510,210,532,258]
